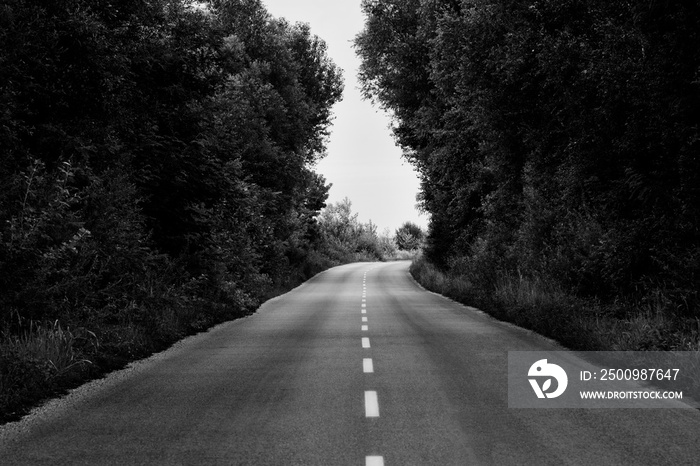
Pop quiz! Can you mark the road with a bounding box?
[1,261,699,465]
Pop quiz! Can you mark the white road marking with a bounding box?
[366,456,384,466]
[362,303,366,308]
[363,358,374,373]
[362,337,370,348]
[361,309,366,314]
[362,325,368,331]
[365,391,379,417]
[362,316,368,322]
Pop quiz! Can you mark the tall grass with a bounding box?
[8,320,95,378]
[410,256,700,352]
[0,319,98,422]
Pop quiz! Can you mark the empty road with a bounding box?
[1,261,699,465]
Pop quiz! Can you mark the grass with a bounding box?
[0,319,98,422]
[411,255,700,400]
[410,256,700,352]
[11,320,95,377]
[0,255,343,425]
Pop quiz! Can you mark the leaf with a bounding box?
[542,379,552,392]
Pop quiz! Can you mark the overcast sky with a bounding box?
[261,0,427,233]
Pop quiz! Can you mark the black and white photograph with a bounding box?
[1,1,700,464]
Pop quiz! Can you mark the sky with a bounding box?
[261,0,427,233]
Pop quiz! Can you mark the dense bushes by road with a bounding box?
[357,1,700,348]
[0,0,349,423]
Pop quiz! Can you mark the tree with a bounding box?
[394,222,424,251]
[356,0,700,313]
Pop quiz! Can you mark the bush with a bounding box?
[410,256,700,353]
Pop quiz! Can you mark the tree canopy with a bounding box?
[356,0,700,313]
[0,0,351,420]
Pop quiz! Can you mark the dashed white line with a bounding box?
[361,325,368,331]
[362,316,368,322]
[366,456,384,466]
[362,337,370,348]
[365,391,379,417]
[362,303,366,308]
[361,309,366,314]
[363,358,374,373]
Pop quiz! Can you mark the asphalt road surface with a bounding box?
[1,261,700,465]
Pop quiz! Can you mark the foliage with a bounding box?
[317,198,396,262]
[410,255,700,353]
[357,0,700,327]
[0,0,346,422]
[394,221,424,251]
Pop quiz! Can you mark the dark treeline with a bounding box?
[356,1,700,345]
[0,0,351,420]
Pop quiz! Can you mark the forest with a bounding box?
[0,0,425,422]
[356,0,700,351]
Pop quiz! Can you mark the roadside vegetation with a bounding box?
[0,0,353,424]
[0,0,424,422]
[411,257,700,353]
[357,1,700,352]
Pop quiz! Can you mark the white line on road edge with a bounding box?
[363,358,374,373]
[362,337,370,348]
[362,325,368,331]
[366,456,384,466]
[365,391,379,417]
